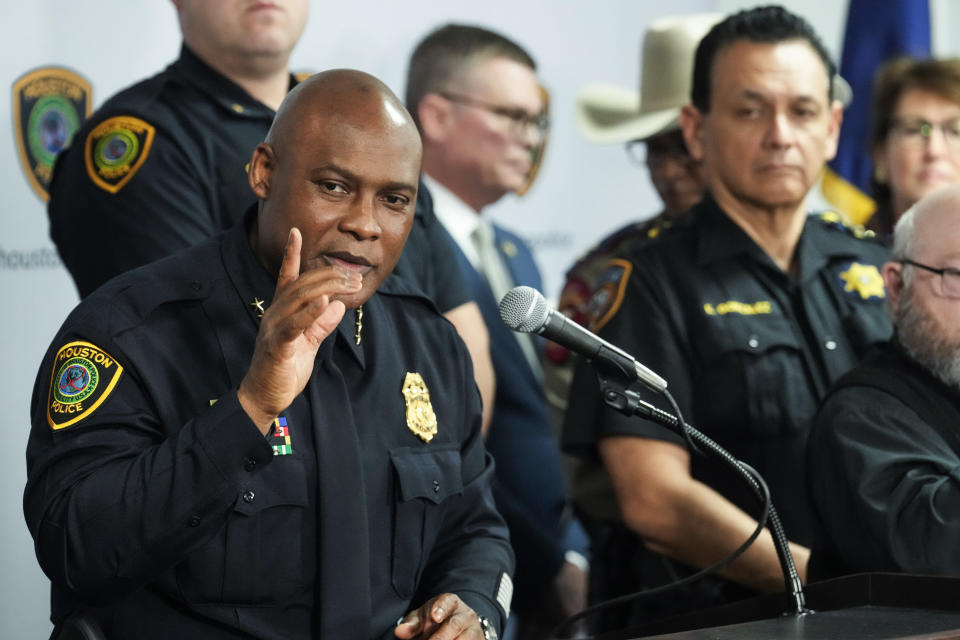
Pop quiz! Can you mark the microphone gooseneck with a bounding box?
[499,285,809,628]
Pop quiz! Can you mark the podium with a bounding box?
[598,573,960,639]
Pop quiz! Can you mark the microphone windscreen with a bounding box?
[498,286,549,332]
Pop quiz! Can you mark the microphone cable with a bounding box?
[549,386,807,639]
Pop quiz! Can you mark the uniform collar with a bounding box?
[694,195,768,266]
[221,205,367,368]
[695,194,863,283]
[221,205,277,329]
[170,44,295,120]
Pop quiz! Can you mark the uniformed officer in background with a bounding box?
[547,13,717,379]
[48,0,309,296]
[27,70,512,640]
[542,15,715,624]
[562,5,892,631]
[46,0,497,433]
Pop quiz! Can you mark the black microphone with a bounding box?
[498,285,667,392]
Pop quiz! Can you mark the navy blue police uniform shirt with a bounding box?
[46,45,472,316]
[48,45,276,298]
[25,212,513,640]
[562,196,892,584]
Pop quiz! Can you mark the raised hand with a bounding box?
[238,227,362,433]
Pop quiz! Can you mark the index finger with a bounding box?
[276,227,302,292]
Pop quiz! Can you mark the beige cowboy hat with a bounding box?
[577,12,852,144]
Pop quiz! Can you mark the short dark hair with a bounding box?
[690,5,836,112]
[405,24,536,129]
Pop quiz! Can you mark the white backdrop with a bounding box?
[4,1,953,636]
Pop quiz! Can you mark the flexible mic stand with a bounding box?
[596,366,810,617]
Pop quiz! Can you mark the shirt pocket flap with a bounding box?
[699,315,802,364]
[390,446,463,505]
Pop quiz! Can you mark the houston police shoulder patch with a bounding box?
[12,67,92,202]
[47,341,124,430]
[84,115,156,193]
[587,258,633,332]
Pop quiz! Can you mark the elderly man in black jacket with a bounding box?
[810,184,960,579]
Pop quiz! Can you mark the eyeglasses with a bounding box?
[439,91,550,137]
[889,117,960,148]
[901,258,960,298]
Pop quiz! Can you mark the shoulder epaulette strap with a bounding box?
[817,210,877,240]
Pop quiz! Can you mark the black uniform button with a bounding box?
[188,515,201,527]
[242,490,256,504]
[244,457,257,472]
[190,280,202,292]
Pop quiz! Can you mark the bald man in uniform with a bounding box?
[46,0,497,434]
[26,70,512,640]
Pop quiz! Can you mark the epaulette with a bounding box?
[566,216,667,278]
[377,273,443,316]
[103,273,212,331]
[645,218,673,239]
[817,210,876,240]
[591,221,646,254]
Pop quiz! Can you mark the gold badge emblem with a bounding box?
[402,372,438,443]
[839,262,886,300]
[12,67,92,202]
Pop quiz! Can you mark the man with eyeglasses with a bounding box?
[405,23,588,640]
[541,15,714,628]
[546,131,707,374]
[808,184,960,579]
[544,11,713,433]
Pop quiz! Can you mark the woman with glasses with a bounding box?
[869,57,960,238]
